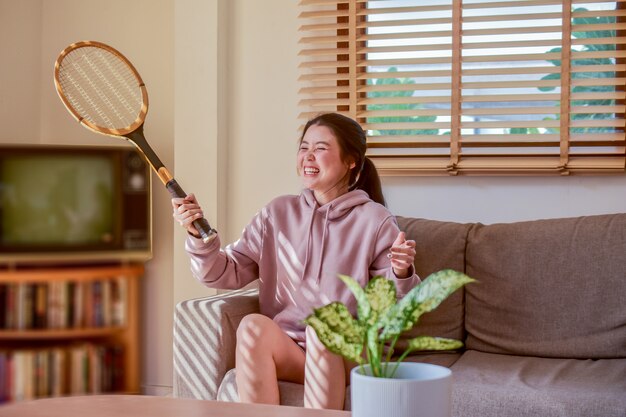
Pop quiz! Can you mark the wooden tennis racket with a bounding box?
[54,40,217,243]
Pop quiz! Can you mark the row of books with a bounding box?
[0,343,125,403]
[0,278,127,330]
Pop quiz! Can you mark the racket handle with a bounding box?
[166,179,218,244]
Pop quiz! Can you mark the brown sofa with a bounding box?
[173,213,626,417]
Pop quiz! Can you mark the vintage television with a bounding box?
[0,144,152,264]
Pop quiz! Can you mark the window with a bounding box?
[298,0,626,175]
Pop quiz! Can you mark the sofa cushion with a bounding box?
[396,217,472,345]
[217,369,307,406]
[217,368,342,409]
[465,213,626,358]
[404,352,462,368]
[450,350,626,417]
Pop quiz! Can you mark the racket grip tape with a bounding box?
[166,178,218,244]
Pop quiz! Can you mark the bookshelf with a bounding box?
[0,264,142,402]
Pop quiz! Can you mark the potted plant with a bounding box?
[304,269,475,417]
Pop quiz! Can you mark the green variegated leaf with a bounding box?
[304,302,364,364]
[406,336,463,352]
[307,302,363,344]
[366,326,382,376]
[380,269,475,340]
[365,277,396,327]
[338,274,371,324]
[377,304,402,339]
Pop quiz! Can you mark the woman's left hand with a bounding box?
[389,232,416,278]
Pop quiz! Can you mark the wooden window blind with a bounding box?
[298,0,626,175]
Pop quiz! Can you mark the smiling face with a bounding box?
[298,124,355,205]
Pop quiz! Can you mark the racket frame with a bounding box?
[54,40,149,137]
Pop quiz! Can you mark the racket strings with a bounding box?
[77,54,124,127]
[65,58,117,129]
[57,47,143,131]
[96,52,140,117]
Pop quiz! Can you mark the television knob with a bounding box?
[129,173,145,190]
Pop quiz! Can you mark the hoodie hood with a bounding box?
[301,188,371,220]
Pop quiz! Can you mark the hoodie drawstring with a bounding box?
[301,203,332,285]
[300,206,316,281]
[314,204,332,284]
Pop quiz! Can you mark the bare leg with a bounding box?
[235,314,305,404]
[303,325,348,410]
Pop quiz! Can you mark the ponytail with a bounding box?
[351,157,385,206]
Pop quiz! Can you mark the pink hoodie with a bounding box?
[185,189,420,346]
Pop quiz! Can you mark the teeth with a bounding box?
[304,167,319,174]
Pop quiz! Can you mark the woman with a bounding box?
[172,113,419,410]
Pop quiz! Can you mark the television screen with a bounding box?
[1,155,115,246]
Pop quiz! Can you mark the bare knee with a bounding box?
[237,313,271,337]
[236,314,274,355]
[305,325,328,358]
[305,326,319,346]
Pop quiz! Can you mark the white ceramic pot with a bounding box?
[350,362,452,417]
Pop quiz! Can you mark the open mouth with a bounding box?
[304,167,319,175]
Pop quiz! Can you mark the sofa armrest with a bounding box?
[173,288,260,400]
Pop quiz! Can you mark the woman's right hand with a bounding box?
[171,193,204,238]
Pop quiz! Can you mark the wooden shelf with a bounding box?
[0,326,126,340]
[0,264,144,283]
[0,263,143,402]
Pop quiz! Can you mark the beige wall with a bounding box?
[173,0,224,306]
[224,0,302,242]
[2,0,626,396]
[0,0,43,143]
[383,175,626,224]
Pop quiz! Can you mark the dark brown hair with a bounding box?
[299,113,385,206]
